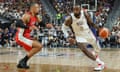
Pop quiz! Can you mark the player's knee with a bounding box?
[38,44,42,50]
[35,42,42,51]
[80,47,87,51]
[32,41,43,50]
[78,43,86,51]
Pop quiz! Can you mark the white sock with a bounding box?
[91,51,103,65]
[96,55,103,64]
[91,51,96,55]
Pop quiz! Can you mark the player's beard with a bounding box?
[35,12,39,15]
[74,12,80,18]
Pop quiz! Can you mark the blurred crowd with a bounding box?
[0,0,49,21]
[108,17,120,47]
[51,0,114,26]
[0,0,119,48]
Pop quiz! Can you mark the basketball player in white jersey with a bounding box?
[62,5,105,71]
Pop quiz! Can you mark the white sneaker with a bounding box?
[94,62,105,71]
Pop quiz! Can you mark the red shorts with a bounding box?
[15,28,33,52]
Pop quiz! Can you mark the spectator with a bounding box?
[0,28,3,47]
[56,12,62,24]
[1,28,10,47]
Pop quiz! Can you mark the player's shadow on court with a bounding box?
[17,68,30,72]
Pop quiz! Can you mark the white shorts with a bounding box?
[75,30,96,43]
[75,29,101,52]
[15,28,33,51]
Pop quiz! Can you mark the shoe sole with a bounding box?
[17,65,30,69]
[94,65,105,71]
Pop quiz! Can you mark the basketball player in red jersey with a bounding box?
[15,3,46,69]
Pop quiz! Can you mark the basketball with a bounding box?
[46,23,53,29]
[99,27,109,39]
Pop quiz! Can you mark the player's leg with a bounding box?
[15,28,42,68]
[87,30,105,70]
[91,40,105,71]
[77,43,96,60]
[27,40,42,58]
[77,42,104,71]
[17,40,42,69]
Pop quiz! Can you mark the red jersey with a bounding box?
[23,12,37,39]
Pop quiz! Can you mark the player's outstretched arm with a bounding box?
[84,12,99,30]
[62,16,72,38]
[62,16,76,45]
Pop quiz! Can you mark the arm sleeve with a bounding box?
[16,19,28,29]
[61,23,70,38]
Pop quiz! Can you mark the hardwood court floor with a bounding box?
[0,48,120,72]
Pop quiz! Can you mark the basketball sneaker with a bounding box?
[17,59,30,69]
[94,62,105,71]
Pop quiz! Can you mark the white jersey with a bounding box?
[71,10,96,44]
[71,10,90,36]
[71,10,101,52]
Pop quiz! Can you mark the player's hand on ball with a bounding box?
[68,38,76,45]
